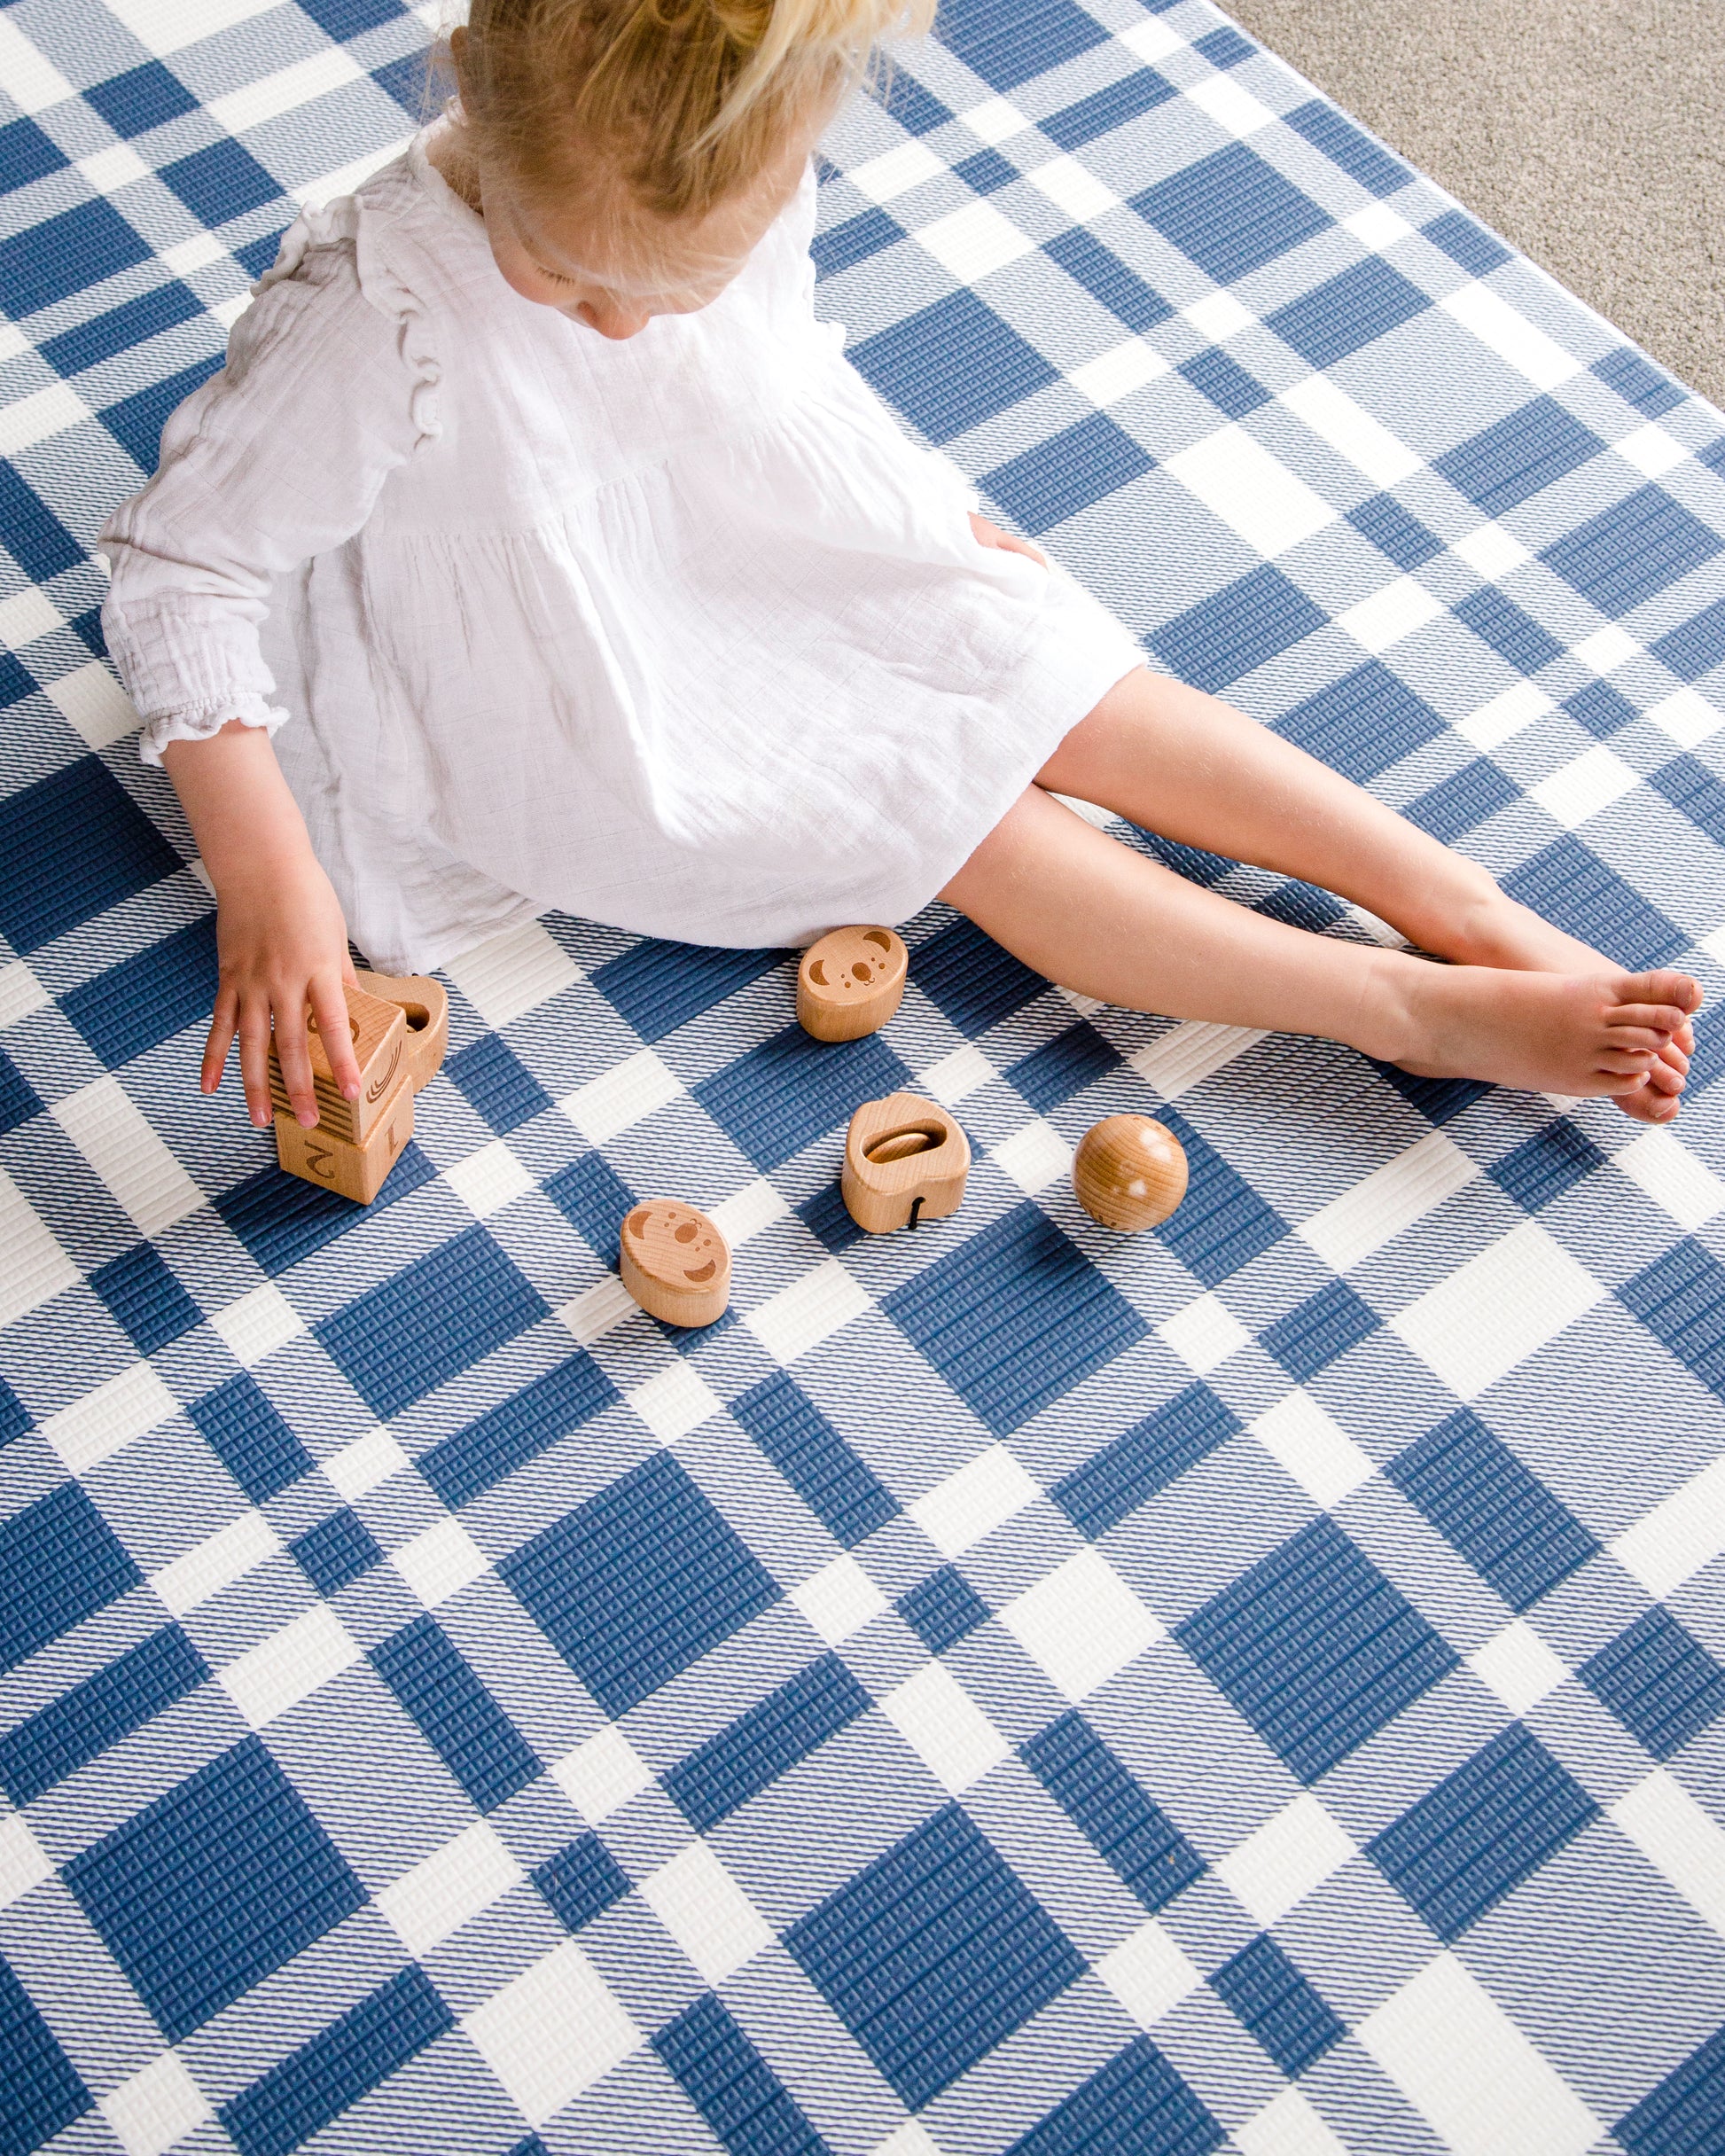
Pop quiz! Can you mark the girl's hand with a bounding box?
[970,512,1048,567]
[204,853,362,1129]
[160,720,361,1130]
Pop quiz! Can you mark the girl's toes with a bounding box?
[1613,1075,1677,1122]
[1609,1001,1692,1040]
[1632,969,1703,1015]
[1644,1056,1686,1096]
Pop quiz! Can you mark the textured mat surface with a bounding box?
[4,3,1725,2153]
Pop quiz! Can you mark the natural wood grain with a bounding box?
[619,1199,732,1327]
[1073,1115,1188,1231]
[797,926,909,1042]
[841,1091,971,1233]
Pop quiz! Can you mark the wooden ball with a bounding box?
[619,1200,731,1328]
[1073,1115,1187,1231]
[797,925,908,1042]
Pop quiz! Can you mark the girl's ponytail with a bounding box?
[462,0,934,219]
[702,0,931,145]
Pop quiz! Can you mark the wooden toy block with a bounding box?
[274,1069,414,1204]
[797,925,908,1042]
[1073,1114,1187,1231]
[268,982,406,1145]
[353,969,449,1092]
[841,1091,970,1234]
[620,1199,731,1327]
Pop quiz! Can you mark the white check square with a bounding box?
[910,1444,1040,1556]
[1467,1621,1570,1715]
[1338,577,1445,654]
[792,1555,886,1644]
[464,1939,640,2125]
[391,1517,489,1609]
[444,1139,535,1219]
[101,2053,211,2156]
[1358,1953,1597,2156]
[444,920,579,1028]
[1027,155,1118,223]
[1166,426,1336,557]
[640,1840,773,1983]
[879,1662,1009,1793]
[1647,688,1721,749]
[1218,1794,1356,1925]
[1157,1293,1251,1376]
[1251,1391,1373,1509]
[1096,1919,1202,2028]
[1614,1127,1725,1230]
[628,1363,722,1442]
[999,1547,1163,1701]
[1069,340,1170,408]
[917,199,1038,283]
[745,1261,870,1363]
[562,1047,681,1146]
[1529,744,1639,828]
[1452,523,1532,580]
[992,1119,1071,1194]
[218,1605,362,1729]
[211,1281,303,1366]
[379,1820,523,1956]
[1391,1221,1604,1399]
[554,1724,655,1822]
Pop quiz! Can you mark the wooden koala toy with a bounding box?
[269,973,449,1205]
[797,925,908,1042]
[619,1200,732,1327]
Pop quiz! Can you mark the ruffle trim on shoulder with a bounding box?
[255,184,442,445]
[138,694,287,769]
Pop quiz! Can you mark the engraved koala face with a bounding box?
[800,926,907,1007]
[621,1202,731,1291]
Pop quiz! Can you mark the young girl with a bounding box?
[102,0,1699,1134]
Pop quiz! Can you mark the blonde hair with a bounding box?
[457,0,935,221]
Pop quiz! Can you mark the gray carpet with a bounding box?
[1227,0,1724,410]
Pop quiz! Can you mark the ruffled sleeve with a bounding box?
[100,196,438,766]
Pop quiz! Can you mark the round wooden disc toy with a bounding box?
[1073,1115,1188,1231]
[797,925,908,1042]
[619,1200,731,1328]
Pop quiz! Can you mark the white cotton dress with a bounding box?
[101,125,1145,973]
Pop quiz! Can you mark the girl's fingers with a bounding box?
[309,971,362,1102]
[236,997,277,1128]
[202,991,238,1094]
[271,993,319,1127]
[1596,1049,1658,1075]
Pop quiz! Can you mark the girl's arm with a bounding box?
[162,722,361,1128]
[100,207,432,1126]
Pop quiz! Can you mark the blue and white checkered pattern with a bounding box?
[4,0,1725,2150]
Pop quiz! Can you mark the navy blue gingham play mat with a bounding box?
[5,1,1725,2151]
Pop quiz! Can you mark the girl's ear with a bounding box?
[449,23,468,85]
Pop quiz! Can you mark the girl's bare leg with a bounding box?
[940,785,1698,1117]
[1028,668,1699,1118]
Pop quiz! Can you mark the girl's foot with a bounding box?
[1409,882,1701,1105]
[1385,962,1700,1124]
